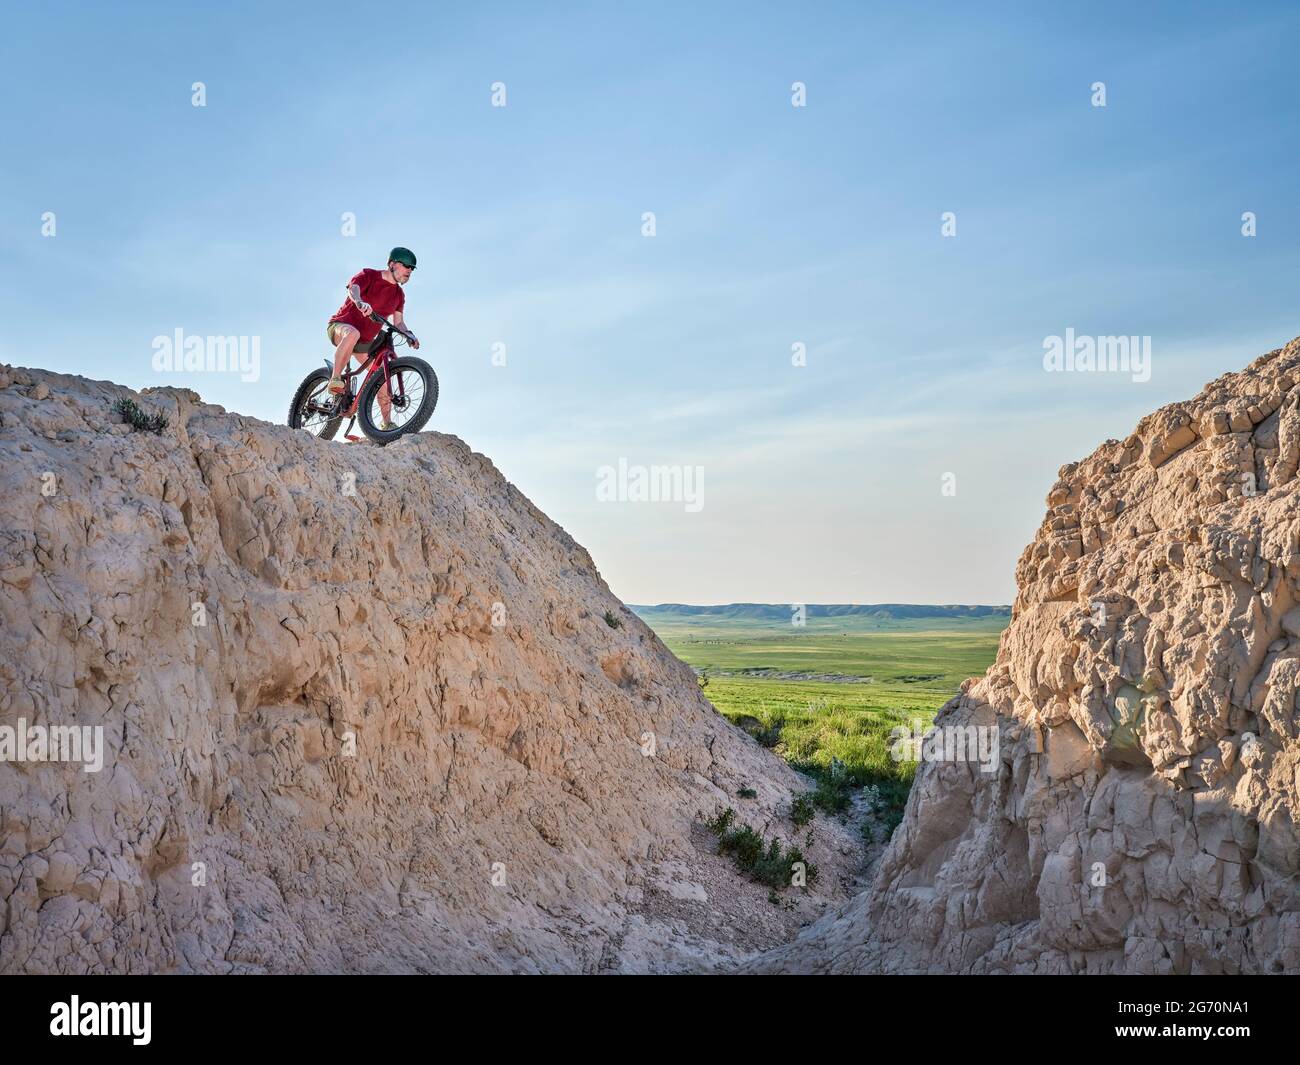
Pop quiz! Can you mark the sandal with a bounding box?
[327,376,346,394]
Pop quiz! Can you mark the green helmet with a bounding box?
[388,246,417,269]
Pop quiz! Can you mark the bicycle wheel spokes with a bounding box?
[372,370,426,429]
[300,380,340,437]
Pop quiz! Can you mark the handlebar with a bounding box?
[368,311,415,343]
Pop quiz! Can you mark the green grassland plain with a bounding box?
[631,607,1008,827]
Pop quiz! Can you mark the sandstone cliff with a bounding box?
[755,337,1300,974]
[0,367,860,973]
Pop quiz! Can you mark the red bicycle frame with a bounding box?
[331,313,414,417]
[339,342,405,418]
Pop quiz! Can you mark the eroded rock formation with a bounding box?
[755,337,1300,974]
[0,367,860,973]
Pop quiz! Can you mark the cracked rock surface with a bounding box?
[753,336,1300,974]
[0,367,861,973]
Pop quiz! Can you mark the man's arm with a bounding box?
[347,282,371,316]
[391,311,420,349]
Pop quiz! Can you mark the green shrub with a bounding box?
[736,786,757,799]
[706,806,736,835]
[705,807,817,890]
[603,609,623,629]
[720,824,765,870]
[113,397,168,435]
[812,776,852,814]
[790,793,815,826]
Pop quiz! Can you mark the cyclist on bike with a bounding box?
[327,248,421,428]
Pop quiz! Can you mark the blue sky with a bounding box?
[3,1,1298,604]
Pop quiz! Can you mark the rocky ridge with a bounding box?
[0,366,861,973]
[754,336,1300,974]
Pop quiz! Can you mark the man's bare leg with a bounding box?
[330,326,361,391]
[376,380,393,425]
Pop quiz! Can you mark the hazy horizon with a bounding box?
[627,600,1012,608]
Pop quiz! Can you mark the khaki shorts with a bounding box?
[327,321,377,354]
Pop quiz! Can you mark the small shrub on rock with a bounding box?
[113,397,168,435]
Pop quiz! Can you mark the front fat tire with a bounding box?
[288,368,343,441]
[358,357,439,445]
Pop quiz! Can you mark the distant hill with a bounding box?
[630,603,1010,621]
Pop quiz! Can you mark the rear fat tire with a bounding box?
[358,357,438,445]
[288,367,344,441]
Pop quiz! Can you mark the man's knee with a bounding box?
[331,324,360,350]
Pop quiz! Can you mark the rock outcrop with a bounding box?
[0,367,860,973]
[755,337,1300,974]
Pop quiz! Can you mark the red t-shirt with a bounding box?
[330,268,406,342]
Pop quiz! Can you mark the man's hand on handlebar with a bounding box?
[367,311,419,348]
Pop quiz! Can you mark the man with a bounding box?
[327,247,421,428]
